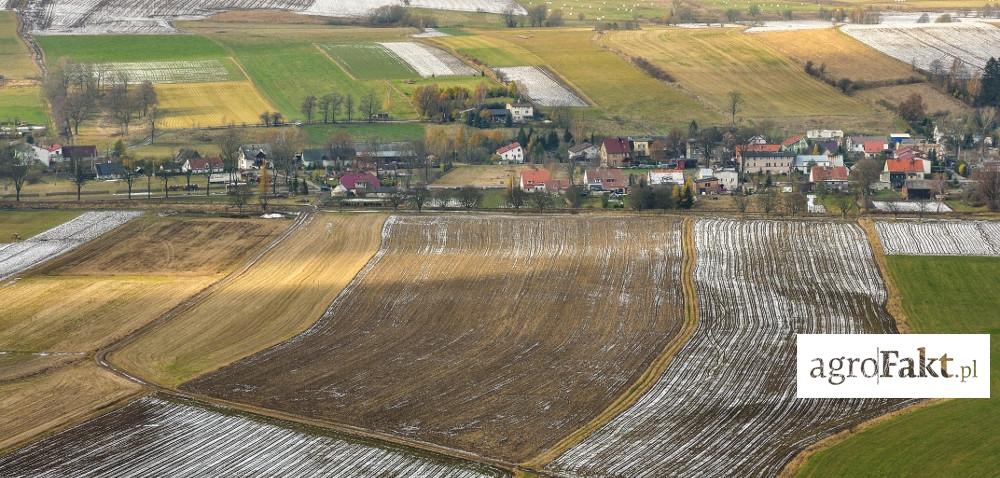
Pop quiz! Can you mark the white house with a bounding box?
[496,142,524,163]
[506,103,534,123]
[716,170,739,191]
[806,129,844,140]
[568,142,598,161]
[648,169,685,185]
[28,144,61,167]
[792,153,844,174]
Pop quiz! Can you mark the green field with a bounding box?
[302,122,427,144]
[798,256,999,477]
[0,86,48,125]
[320,44,416,80]
[0,12,39,80]
[0,210,81,239]
[37,35,229,62]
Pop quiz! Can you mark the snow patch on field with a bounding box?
[841,22,1000,73]
[378,42,477,77]
[0,396,500,477]
[91,60,232,84]
[0,211,140,281]
[745,20,838,33]
[549,219,908,477]
[494,66,587,107]
[876,220,1000,256]
[873,201,952,213]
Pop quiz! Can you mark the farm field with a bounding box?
[597,28,894,131]
[320,43,418,80]
[547,219,906,477]
[875,220,1000,256]
[433,28,722,133]
[0,13,45,125]
[856,83,971,117]
[110,212,386,388]
[754,28,917,83]
[494,66,587,106]
[0,12,39,79]
[184,215,686,462]
[0,210,81,241]
[0,395,504,477]
[433,164,567,188]
[155,81,274,128]
[0,86,47,125]
[841,22,1000,73]
[37,35,229,63]
[380,42,477,78]
[798,255,999,477]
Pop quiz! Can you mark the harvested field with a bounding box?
[184,215,686,462]
[0,353,80,382]
[0,362,141,452]
[494,66,587,107]
[0,396,503,477]
[0,210,81,241]
[876,220,1000,256]
[155,81,274,128]
[0,12,40,79]
[110,212,387,388]
[856,83,972,116]
[0,211,139,281]
[379,42,476,78]
[755,27,916,83]
[433,164,566,188]
[92,60,232,84]
[842,22,1000,73]
[548,219,907,477]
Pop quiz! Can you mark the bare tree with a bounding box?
[458,186,483,209]
[218,128,244,185]
[410,186,429,212]
[733,191,749,217]
[530,190,553,211]
[782,191,807,216]
[0,144,34,202]
[345,94,354,122]
[71,155,90,202]
[329,93,344,123]
[756,188,777,216]
[229,183,251,216]
[301,95,317,123]
[360,93,377,123]
[850,158,884,210]
[728,90,743,126]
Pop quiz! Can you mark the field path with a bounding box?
[313,43,358,81]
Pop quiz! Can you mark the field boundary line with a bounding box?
[520,217,700,470]
[857,217,911,333]
[313,43,359,81]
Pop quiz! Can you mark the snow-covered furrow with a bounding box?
[876,220,1000,256]
[0,210,140,281]
[0,396,502,477]
[91,60,232,84]
[841,22,1000,73]
[494,66,587,107]
[549,219,908,478]
[378,42,477,78]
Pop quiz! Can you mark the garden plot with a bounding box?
[0,396,503,477]
[876,220,1000,256]
[92,60,231,84]
[873,200,952,213]
[184,215,686,462]
[841,22,1000,73]
[0,211,140,281]
[378,42,476,78]
[494,66,587,107]
[548,219,908,477]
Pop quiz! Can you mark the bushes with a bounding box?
[632,57,675,83]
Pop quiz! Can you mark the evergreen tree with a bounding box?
[546,129,560,150]
[517,127,529,147]
[563,129,574,145]
[978,57,1000,107]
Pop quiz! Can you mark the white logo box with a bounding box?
[797,334,990,398]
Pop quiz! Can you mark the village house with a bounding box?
[334,172,380,196]
[809,165,850,191]
[806,129,844,140]
[93,161,125,180]
[584,168,626,192]
[238,144,270,170]
[61,145,98,164]
[881,158,930,188]
[496,142,524,163]
[781,135,810,154]
[520,168,550,192]
[631,137,654,158]
[505,102,533,123]
[694,177,721,195]
[188,157,224,174]
[715,169,739,191]
[648,169,685,185]
[599,137,631,167]
[567,142,598,162]
[486,108,511,124]
[300,149,331,169]
[792,153,844,174]
[29,144,61,168]
[739,150,795,175]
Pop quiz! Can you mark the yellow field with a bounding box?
[857,83,972,117]
[111,212,387,388]
[597,27,894,131]
[434,164,568,188]
[754,28,917,83]
[156,81,275,129]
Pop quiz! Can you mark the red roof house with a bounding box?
[519,168,551,192]
[600,138,632,167]
[584,168,626,192]
[339,172,380,193]
[809,165,849,183]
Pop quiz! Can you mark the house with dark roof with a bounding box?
[568,142,598,162]
[238,144,271,170]
[61,145,98,163]
[599,138,631,167]
[809,165,849,190]
[93,161,125,180]
[902,179,934,200]
[188,157,224,174]
[584,168,626,192]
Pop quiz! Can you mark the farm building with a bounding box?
[715,170,739,191]
[902,179,935,200]
[485,108,511,124]
[28,144,61,167]
[505,103,533,123]
[809,165,850,190]
[584,168,626,192]
[496,142,524,163]
[695,177,721,194]
[648,169,685,186]
[600,138,631,167]
[568,142,598,162]
[881,158,930,188]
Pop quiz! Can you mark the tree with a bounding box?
[748,3,761,21]
[410,186,429,212]
[64,90,96,135]
[70,155,90,202]
[218,127,243,185]
[121,151,139,201]
[301,95,317,123]
[0,144,32,202]
[229,184,251,216]
[972,169,1000,210]
[270,128,305,195]
[782,191,807,216]
[161,166,173,199]
[528,4,547,27]
[733,191,749,217]
[725,8,741,22]
[728,90,743,126]
[141,158,156,199]
[850,158,883,209]
[530,190,553,211]
[259,111,271,127]
[506,186,527,210]
[898,93,927,123]
[258,162,270,212]
[978,57,1000,107]
[328,93,344,123]
[756,189,777,215]
[147,106,159,144]
[457,186,483,209]
[545,9,563,26]
[359,93,377,122]
[833,191,856,219]
[678,184,694,209]
[501,5,518,27]
[138,81,158,118]
[345,94,354,122]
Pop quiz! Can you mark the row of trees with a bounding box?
[413,82,516,123]
[44,60,159,139]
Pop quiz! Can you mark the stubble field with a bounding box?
[183,215,687,462]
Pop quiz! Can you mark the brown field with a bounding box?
[755,28,917,83]
[0,353,79,382]
[110,212,387,388]
[433,164,568,188]
[0,362,142,452]
[184,215,686,463]
[857,83,972,117]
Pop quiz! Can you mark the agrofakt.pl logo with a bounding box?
[797,334,990,398]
